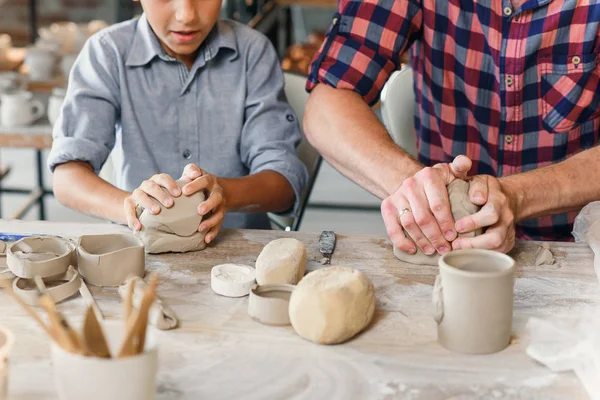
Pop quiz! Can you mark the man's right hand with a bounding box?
[380,155,473,256]
[124,174,182,231]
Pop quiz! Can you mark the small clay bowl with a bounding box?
[7,236,75,278]
[77,234,145,287]
[248,284,295,326]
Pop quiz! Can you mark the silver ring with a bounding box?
[398,208,411,218]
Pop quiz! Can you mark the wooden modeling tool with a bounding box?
[134,274,158,354]
[78,276,103,321]
[124,277,135,322]
[82,305,111,358]
[117,274,158,358]
[34,276,85,355]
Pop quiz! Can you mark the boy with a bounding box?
[48,0,308,243]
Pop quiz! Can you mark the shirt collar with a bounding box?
[126,14,238,67]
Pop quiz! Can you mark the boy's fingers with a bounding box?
[197,191,224,216]
[150,173,181,197]
[131,188,161,214]
[183,175,212,196]
[140,180,174,208]
[182,164,204,180]
[124,198,142,230]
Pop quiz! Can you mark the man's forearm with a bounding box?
[219,170,295,213]
[500,146,600,221]
[304,84,421,199]
[53,161,130,224]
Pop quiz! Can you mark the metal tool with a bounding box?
[318,231,336,265]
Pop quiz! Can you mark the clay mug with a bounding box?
[0,90,45,127]
[0,325,15,400]
[433,249,516,354]
[25,47,57,81]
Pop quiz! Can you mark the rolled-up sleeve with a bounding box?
[47,33,120,174]
[240,35,308,216]
[307,0,423,106]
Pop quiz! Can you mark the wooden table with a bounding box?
[0,220,597,399]
[0,123,53,219]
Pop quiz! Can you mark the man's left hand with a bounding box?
[451,175,518,253]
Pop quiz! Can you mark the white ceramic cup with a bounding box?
[0,326,15,400]
[0,90,45,127]
[48,87,67,126]
[52,321,159,400]
[25,47,57,81]
[434,249,516,354]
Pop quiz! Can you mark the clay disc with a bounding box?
[211,264,256,297]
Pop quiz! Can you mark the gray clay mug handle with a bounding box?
[432,274,444,324]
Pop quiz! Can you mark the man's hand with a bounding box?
[124,173,182,231]
[451,175,518,253]
[381,155,473,256]
[180,164,226,244]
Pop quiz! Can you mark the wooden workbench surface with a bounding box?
[0,220,596,399]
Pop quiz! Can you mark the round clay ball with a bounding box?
[289,266,376,345]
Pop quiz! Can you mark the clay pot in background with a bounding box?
[25,47,57,81]
[0,72,20,94]
[48,87,67,126]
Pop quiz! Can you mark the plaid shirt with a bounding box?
[307,0,600,241]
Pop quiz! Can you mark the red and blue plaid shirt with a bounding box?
[307,0,600,241]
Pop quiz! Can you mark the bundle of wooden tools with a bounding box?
[0,274,158,358]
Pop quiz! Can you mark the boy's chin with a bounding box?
[168,42,202,56]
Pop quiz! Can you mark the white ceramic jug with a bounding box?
[0,90,45,127]
[25,47,57,81]
[48,87,67,126]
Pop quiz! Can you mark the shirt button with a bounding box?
[572,56,581,65]
[286,114,295,122]
[505,76,514,86]
[505,135,514,144]
[504,7,512,16]
[183,149,192,159]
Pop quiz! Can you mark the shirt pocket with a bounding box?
[538,51,600,133]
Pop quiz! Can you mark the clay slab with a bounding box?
[7,237,74,278]
[211,264,256,297]
[13,265,81,306]
[77,234,145,287]
[248,284,295,326]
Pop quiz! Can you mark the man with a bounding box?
[304,0,600,256]
[48,0,307,243]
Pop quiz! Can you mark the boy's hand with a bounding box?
[180,164,227,244]
[124,173,182,231]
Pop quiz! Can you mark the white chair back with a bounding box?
[380,66,418,157]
